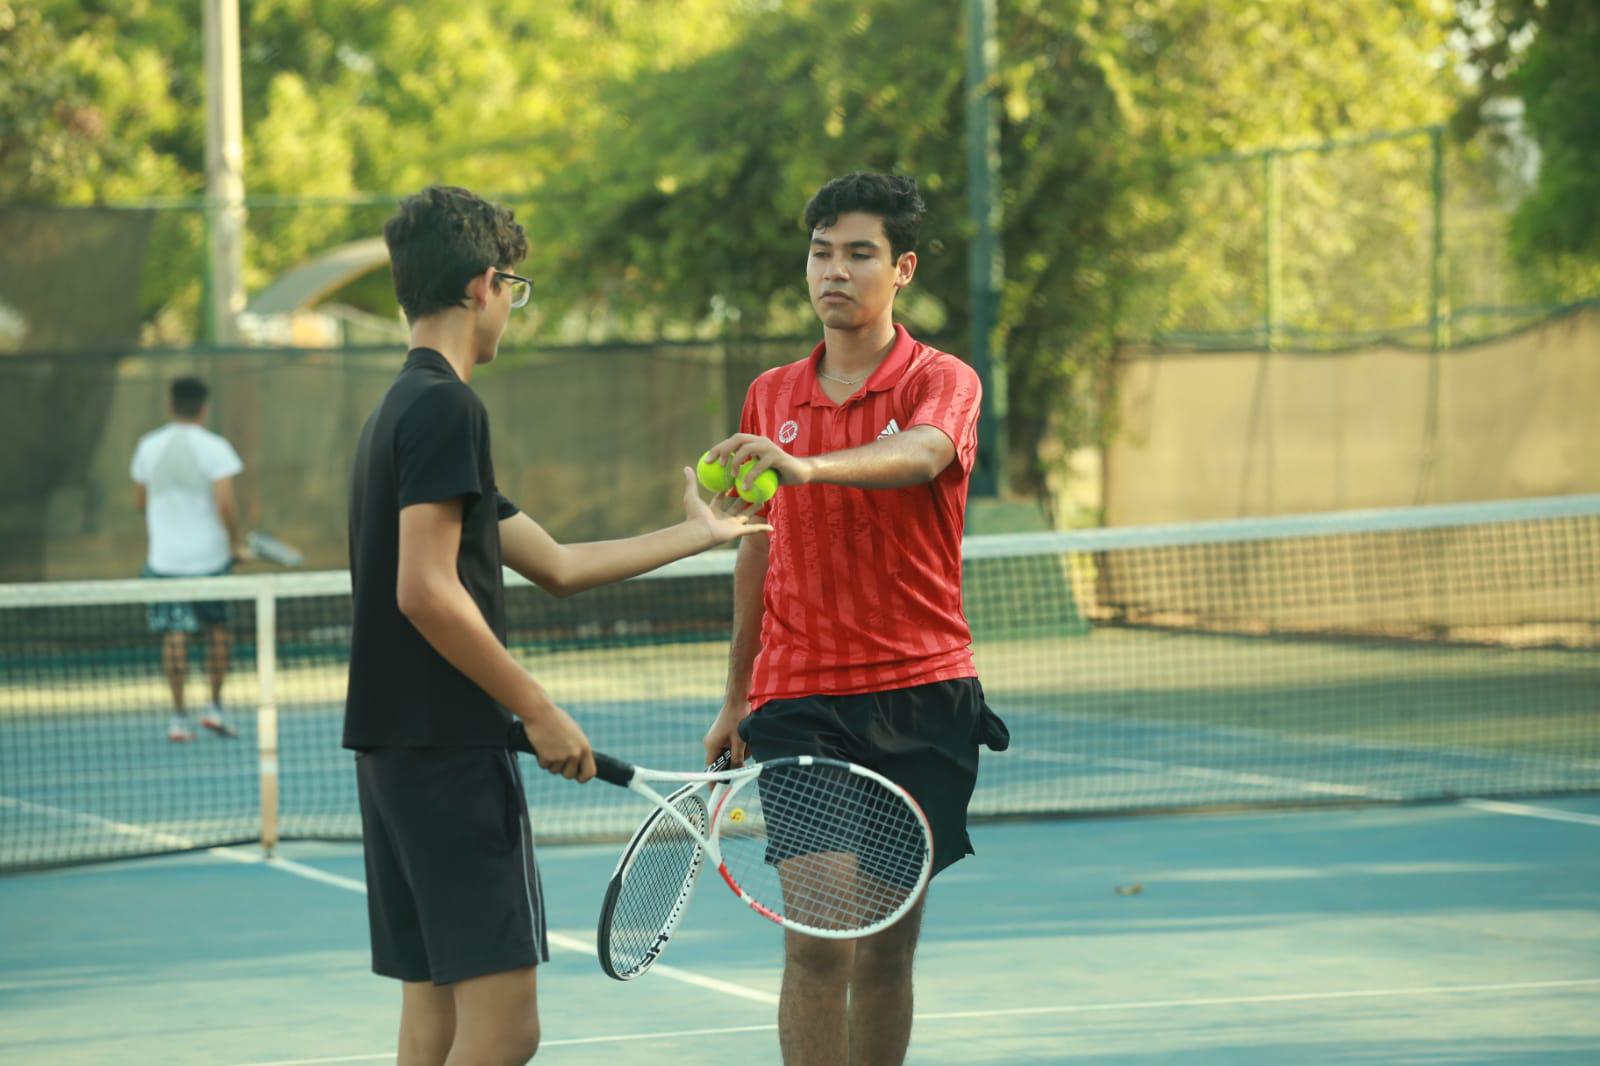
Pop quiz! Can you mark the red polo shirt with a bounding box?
[740,324,982,708]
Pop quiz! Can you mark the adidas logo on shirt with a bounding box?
[877,419,901,439]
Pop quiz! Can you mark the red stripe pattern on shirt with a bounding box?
[740,325,982,706]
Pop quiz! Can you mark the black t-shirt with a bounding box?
[343,348,521,749]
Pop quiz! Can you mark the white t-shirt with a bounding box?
[130,423,245,574]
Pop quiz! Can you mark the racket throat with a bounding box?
[720,862,784,926]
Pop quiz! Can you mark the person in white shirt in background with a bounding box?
[130,377,248,741]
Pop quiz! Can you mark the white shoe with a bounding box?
[168,715,195,742]
[200,706,237,738]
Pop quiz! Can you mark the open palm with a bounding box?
[680,467,773,544]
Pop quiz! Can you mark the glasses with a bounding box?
[495,271,533,309]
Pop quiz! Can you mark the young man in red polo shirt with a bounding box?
[702,171,1009,1066]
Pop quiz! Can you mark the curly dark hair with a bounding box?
[803,172,925,260]
[383,185,530,322]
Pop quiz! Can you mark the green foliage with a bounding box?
[532,0,968,338]
[1507,1,1600,291]
[12,0,745,335]
[0,3,92,200]
[1454,0,1600,291]
[0,1,191,202]
[535,0,1459,489]
[18,0,1597,498]
[1001,0,1454,479]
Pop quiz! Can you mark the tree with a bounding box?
[9,1,1507,502]
[531,0,1459,494]
[0,1,192,203]
[1454,0,1600,293]
[7,0,748,335]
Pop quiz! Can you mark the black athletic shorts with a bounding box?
[738,678,1010,879]
[355,746,549,985]
[141,563,232,633]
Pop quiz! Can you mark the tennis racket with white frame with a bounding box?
[507,725,933,941]
[595,749,731,981]
[245,530,303,567]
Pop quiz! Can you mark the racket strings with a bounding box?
[604,793,708,972]
[719,763,928,933]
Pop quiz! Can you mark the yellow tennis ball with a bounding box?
[728,808,746,823]
[736,460,779,504]
[696,451,733,493]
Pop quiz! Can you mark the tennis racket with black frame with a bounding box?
[507,725,933,944]
[595,749,731,981]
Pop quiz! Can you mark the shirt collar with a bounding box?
[404,347,454,375]
[798,324,917,407]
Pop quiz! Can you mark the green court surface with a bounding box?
[3,798,1598,1064]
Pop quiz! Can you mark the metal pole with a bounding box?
[1417,125,1448,503]
[204,0,246,346]
[965,0,1007,496]
[1264,150,1281,351]
[1429,125,1446,351]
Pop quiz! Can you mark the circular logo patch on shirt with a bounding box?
[777,419,799,445]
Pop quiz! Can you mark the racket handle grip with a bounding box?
[593,753,634,787]
[506,722,633,786]
[507,722,534,754]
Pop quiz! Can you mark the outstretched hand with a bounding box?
[681,468,773,545]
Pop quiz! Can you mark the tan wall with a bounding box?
[1108,305,1600,525]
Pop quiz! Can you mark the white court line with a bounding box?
[638,959,780,1005]
[0,799,775,1009]
[1015,750,1600,827]
[1463,798,1600,827]
[223,977,1600,1066]
[914,977,1600,1019]
[0,792,204,852]
[1039,707,1600,777]
[1007,749,1394,800]
[0,794,286,872]
[226,848,781,1008]
[1005,751,1600,826]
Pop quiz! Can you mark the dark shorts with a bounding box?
[141,563,232,634]
[355,746,549,985]
[738,678,1009,878]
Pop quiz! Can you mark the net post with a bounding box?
[255,584,279,858]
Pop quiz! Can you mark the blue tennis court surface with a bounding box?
[7,669,1598,869]
[3,795,1597,1063]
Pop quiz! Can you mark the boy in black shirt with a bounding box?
[346,185,768,1064]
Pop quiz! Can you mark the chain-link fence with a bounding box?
[1141,121,1573,351]
[5,122,1596,577]
[1104,121,1599,525]
[0,337,803,582]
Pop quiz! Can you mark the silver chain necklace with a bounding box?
[818,366,868,386]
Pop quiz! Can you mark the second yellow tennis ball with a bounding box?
[696,451,733,493]
[737,460,779,504]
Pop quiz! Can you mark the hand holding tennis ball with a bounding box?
[696,451,734,493]
[735,460,779,504]
[697,450,778,504]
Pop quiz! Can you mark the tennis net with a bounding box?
[2,494,1597,871]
